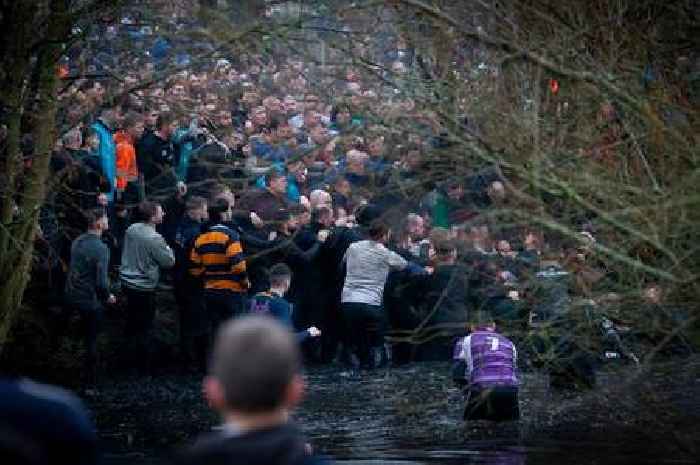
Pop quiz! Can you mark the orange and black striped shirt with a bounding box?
[190,224,248,293]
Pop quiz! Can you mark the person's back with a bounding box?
[65,232,110,306]
[174,316,330,465]
[248,264,321,344]
[190,198,249,325]
[340,221,408,369]
[191,224,247,294]
[453,322,519,421]
[120,221,175,291]
[177,423,324,465]
[409,263,471,361]
[459,330,518,388]
[119,201,174,374]
[341,239,407,306]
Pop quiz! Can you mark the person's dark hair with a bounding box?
[122,111,142,130]
[210,316,301,413]
[368,219,389,241]
[135,200,160,223]
[143,104,157,115]
[270,207,291,225]
[288,203,307,217]
[431,227,455,256]
[356,203,382,227]
[208,197,231,224]
[268,116,285,131]
[311,206,332,224]
[267,169,285,184]
[84,208,107,230]
[156,112,175,131]
[186,195,207,213]
[268,263,292,287]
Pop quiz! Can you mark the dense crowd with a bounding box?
[2,10,697,465]
[21,15,691,391]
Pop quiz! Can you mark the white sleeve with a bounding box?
[463,335,473,378]
[387,249,408,270]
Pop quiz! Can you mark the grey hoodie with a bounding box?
[120,222,175,291]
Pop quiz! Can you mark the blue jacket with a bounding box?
[249,293,311,343]
[173,127,195,182]
[91,120,116,202]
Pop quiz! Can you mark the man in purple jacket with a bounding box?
[452,319,520,421]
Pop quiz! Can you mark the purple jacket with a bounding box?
[453,330,518,388]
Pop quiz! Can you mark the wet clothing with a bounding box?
[120,222,175,291]
[0,379,99,465]
[175,423,328,465]
[453,330,519,421]
[463,385,519,421]
[453,331,519,388]
[343,302,388,368]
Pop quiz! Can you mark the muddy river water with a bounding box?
[92,361,700,464]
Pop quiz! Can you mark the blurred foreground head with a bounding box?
[206,316,303,415]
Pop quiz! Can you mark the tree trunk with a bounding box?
[0,0,68,355]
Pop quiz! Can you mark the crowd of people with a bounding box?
[2,10,697,465]
[27,14,691,392]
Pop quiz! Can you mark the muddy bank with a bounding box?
[86,359,700,464]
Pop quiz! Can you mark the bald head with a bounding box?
[210,316,301,413]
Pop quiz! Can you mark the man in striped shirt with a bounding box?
[190,197,249,335]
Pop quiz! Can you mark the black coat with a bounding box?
[175,423,328,465]
[136,130,176,198]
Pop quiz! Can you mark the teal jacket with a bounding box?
[91,120,116,202]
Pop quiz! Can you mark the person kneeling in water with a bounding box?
[452,317,520,421]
